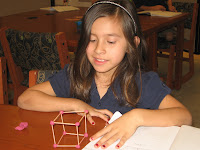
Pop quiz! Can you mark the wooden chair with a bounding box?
[0,57,8,104]
[29,70,58,88]
[0,28,9,104]
[157,2,199,88]
[0,27,71,105]
[159,45,175,89]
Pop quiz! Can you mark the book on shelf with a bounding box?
[137,10,182,17]
[83,111,200,150]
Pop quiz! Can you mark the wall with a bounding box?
[0,0,50,17]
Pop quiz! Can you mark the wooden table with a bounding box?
[139,14,189,89]
[0,8,189,89]
[0,104,105,150]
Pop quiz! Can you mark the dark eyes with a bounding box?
[107,41,116,44]
[90,39,96,42]
[89,39,116,44]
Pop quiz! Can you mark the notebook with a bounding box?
[83,111,200,150]
[137,10,182,17]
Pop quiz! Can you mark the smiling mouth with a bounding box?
[96,58,105,62]
[94,58,108,64]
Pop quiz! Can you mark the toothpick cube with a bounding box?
[50,110,89,148]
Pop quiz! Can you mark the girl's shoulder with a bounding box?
[136,71,170,91]
[142,71,160,80]
[136,71,171,109]
[136,71,160,82]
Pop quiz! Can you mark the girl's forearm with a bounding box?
[139,6,154,11]
[129,107,192,127]
[18,89,81,112]
[167,0,173,7]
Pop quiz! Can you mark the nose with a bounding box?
[94,40,106,54]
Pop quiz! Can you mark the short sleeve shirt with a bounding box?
[48,65,171,114]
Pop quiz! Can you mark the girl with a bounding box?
[18,0,192,149]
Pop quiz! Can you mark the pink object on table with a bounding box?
[19,122,28,128]
[75,122,80,126]
[50,121,54,125]
[15,126,24,131]
[60,110,64,114]
[15,122,28,131]
[84,133,88,137]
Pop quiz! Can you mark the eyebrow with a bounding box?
[90,33,121,38]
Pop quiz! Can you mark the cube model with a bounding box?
[50,110,89,148]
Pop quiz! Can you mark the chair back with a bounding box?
[173,2,199,47]
[4,28,68,74]
[0,39,4,57]
[29,70,58,88]
[157,2,199,89]
[0,27,70,105]
[0,57,8,104]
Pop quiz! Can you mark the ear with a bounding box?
[134,36,140,48]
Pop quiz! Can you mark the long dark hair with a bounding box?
[69,0,148,107]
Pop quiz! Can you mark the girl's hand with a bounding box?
[90,111,140,149]
[75,100,113,125]
[168,5,177,12]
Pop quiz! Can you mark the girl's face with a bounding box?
[86,16,128,77]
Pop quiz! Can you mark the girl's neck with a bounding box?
[95,73,112,99]
[95,73,112,87]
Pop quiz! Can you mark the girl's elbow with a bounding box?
[186,110,192,126]
[181,107,193,126]
[17,92,30,109]
[17,94,25,108]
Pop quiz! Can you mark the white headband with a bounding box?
[86,1,137,34]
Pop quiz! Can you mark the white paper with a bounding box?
[170,125,200,150]
[83,111,180,150]
[83,111,122,150]
[108,111,122,124]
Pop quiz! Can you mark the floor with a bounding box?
[158,52,200,128]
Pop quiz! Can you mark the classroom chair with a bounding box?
[0,27,72,105]
[29,70,58,87]
[157,2,199,89]
[0,57,8,104]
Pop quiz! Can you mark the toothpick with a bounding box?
[50,110,88,148]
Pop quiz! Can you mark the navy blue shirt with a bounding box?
[48,65,171,114]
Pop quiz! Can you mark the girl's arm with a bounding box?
[139,94,192,126]
[18,81,113,123]
[138,5,166,11]
[90,94,192,149]
[167,0,177,12]
[18,81,77,112]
